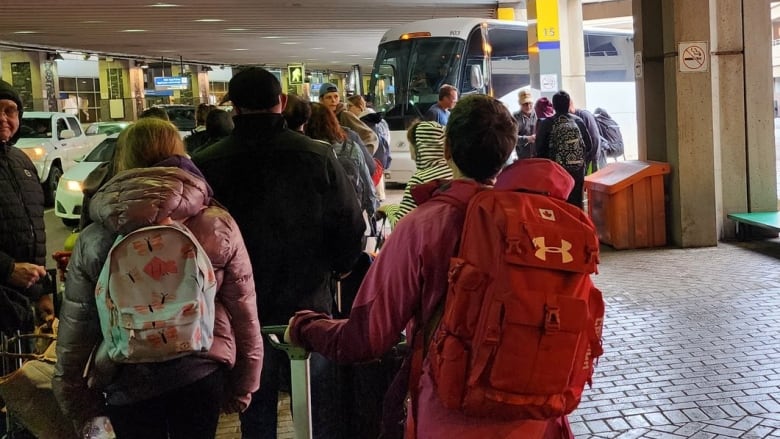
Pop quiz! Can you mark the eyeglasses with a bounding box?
[0,106,19,118]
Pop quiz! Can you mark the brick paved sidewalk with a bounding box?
[218,240,780,438]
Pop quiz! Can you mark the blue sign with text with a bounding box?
[154,76,189,90]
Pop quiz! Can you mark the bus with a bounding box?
[367,17,635,184]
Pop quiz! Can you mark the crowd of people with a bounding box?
[0,71,611,439]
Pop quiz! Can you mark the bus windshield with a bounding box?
[369,38,464,130]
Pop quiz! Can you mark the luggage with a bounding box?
[95,223,217,363]
[262,326,313,439]
[426,161,605,420]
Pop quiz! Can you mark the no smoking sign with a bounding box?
[679,41,709,73]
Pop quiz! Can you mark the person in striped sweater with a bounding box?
[377,121,453,228]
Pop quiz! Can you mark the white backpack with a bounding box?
[95,223,217,363]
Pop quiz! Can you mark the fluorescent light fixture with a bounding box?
[262,36,282,39]
[149,2,179,6]
[280,42,299,45]
[232,48,249,51]
[13,30,39,34]
[82,20,105,24]
[121,29,147,32]
[195,18,224,22]
[225,28,248,31]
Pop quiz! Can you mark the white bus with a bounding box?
[368,17,635,184]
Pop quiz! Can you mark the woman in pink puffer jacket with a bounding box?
[53,118,263,439]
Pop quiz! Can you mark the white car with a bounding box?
[54,134,118,228]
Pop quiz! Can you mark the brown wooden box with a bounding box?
[584,161,671,249]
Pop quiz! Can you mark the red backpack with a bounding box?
[426,159,604,421]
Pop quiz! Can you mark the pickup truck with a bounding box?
[15,112,96,206]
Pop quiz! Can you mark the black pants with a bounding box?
[106,369,224,439]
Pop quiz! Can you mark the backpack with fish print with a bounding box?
[95,222,217,363]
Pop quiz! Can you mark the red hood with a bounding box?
[494,158,574,201]
[412,179,485,211]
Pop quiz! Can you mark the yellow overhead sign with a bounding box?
[536,0,560,42]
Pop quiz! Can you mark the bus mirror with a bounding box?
[470,65,484,90]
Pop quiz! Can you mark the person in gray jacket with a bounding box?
[53,117,263,439]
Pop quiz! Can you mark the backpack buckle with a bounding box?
[544,305,561,333]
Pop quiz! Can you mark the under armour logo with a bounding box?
[533,237,573,263]
[539,208,556,221]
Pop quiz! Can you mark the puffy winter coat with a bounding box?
[53,161,263,428]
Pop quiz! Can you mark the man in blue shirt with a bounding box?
[424,84,457,125]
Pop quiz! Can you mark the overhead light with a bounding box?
[46,52,64,61]
[121,29,147,33]
[280,42,299,45]
[13,30,39,34]
[262,36,282,39]
[225,28,248,31]
[195,18,224,22]
[149,2,179,6]
[232,48,248,51]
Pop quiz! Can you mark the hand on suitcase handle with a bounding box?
[261,325,310,360]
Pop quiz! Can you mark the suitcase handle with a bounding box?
[261,325,310,361]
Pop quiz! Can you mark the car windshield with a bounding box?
[164,107,195,131]
[83,138,117,162]
[18,117,52,139]
[86,123,128,136]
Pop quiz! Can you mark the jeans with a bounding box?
[240,336,342,439]
[106,369,224,439]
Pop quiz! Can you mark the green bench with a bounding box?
[728,211,780,240]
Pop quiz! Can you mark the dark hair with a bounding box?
[446,95,516,181]
[305,102,346,143]
[552,90,571,115]
[283,95,312,132]
[205,109,233,137]
[227,67,282,111]
[139,107,170,121]
[196,103,216,125]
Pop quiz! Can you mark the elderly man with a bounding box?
[513,89,537,159]
[0,79,52,334]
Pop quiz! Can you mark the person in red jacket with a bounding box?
[287,94,574,439]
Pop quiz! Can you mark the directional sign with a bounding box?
[154,76,189,90]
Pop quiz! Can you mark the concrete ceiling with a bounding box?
[0,0,627,72]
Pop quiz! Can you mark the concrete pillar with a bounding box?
[196,71,210,104]
[632,0,666,162]
[740,1,776,214]
[560,0,587,107]
[127,65,145,120]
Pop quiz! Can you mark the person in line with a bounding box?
[53,117,263,439]
[569,99,601,173]
[193,67,365,439]
[139,106,170,121]
[185,108,234,155]
[0,79,53,334]
[306,102,379,219]
[534,97,554,123]
[285,94,575,439]
[282,94,312,133]
[513,89,537,160]
[347,94,391,201]
[319,82,379,156]
[423,84,457,125]
[535,90,593,208]
[376,120,452,229]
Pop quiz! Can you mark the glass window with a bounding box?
[66,117,82,136]
[463,27,486,95]
[18,117,51,139]
[486,25,530,100]
[56,119,68,138]
[84,138,117,162]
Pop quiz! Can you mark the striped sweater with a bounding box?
[381,121,453,228]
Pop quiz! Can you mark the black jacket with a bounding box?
[0,142,46,300]
[193,113,365,324]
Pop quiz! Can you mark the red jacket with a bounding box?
[291,159,576,438]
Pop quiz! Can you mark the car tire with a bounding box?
[43,165,62,207]
[61,218,79,229]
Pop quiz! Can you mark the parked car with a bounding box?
[15,112,94,205]
[85,121,130,136]
[152,104,195,138]
[54,134,118,227]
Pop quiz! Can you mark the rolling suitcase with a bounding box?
[262,326,312,439]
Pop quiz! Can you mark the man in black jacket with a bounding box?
[193,67,365,439]
[0,80,53,333]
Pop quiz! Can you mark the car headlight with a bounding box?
[64,179,83,192]
[21,147,46,161]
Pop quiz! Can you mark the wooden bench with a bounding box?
[727,211,780,240]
